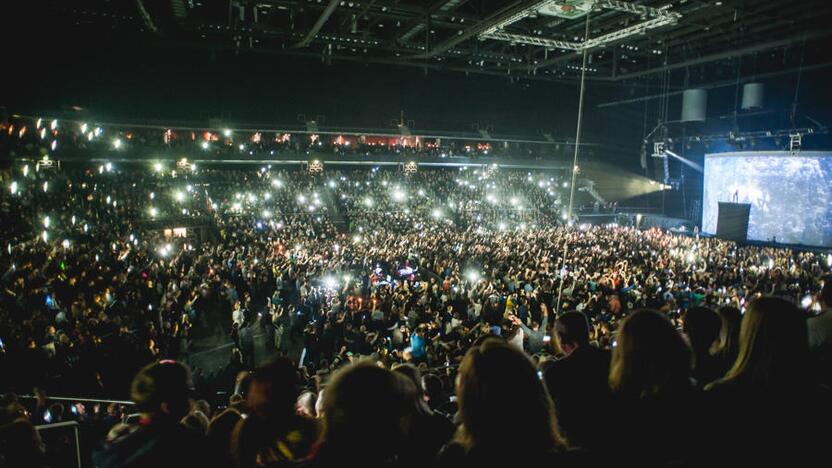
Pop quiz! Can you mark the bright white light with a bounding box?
[22,165,29,177]
[538,180,545,188]
[186,184,193,192]
[827,253,832,267]
[465,270,480,283]
[149,192,155,200]
[431,208,443,219]
[563,181,569,188]
[392,190,405,202]
[80,123,88,133]
[105,162,112,172]
[42,230,48,243]
[223,129,232,137]
[768,259,774,269]
[308,204,316,212]
[232,202,242,211]
[174,191,185,202]
[238,144,245,151]
[112,138,122,149]
[353,235,362,243]
[264,192,271,200]
[43,216,50,228]
[71,215,76,225]
[50,119,57,130]
[83,223,89,233]
[510,197,519,205]
[498,222,507,231]
[418,189,425,197]
[153,162,163,172]
[36,118,42,128]
[62,239,70,249]
[323,276,338,290]
[328,180,336,188]
[50,140,57,151]
[149,207,158,217]
[9,181,17,195]
[364,197,374,207]
[201,141,209,150]
[94,127,102,136]
[42,181,48,192]
[297,194,307,204]
[106,196,111,204]
[561,213,568,220]
[271,179,283,188]
[262,210,272,219]
[98,165,104,174]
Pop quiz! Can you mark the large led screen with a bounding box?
[702,152,832,247]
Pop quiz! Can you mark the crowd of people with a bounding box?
[2,117,561,161]
[1,150,831,467]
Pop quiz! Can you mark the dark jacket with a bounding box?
[93,416,207,468]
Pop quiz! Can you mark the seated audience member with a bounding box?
[302,362,413,468]
[607,310,701,467]
[542,311,611,451]
[706,297,832,465]
[231,358,317,468]
[420,374,456,418]
[93,360,208,467]
[808,276,832,384]
[392,364,455,468]
[436,338,579,468]
[206,407,244,468]
[683,306,725,386]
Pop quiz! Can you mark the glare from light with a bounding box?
[297,194,307,204]
[71,215,76,225]
[9,181,17,195]
[364,197,374,207]
[112,138,122,149]
[36,118,42,128]
[465,270,480,283]
[80,123,88,133]
[174,191,185,202]
[272,179,283,188]
[201,141,209,150]
[42,181,48,192]
[328,180,336,188]
[186,184,193,192]
[232,202,242,211]
[50,140,57,151]
[149,207,158,217]
[510,197,519,205]
[323,276,338,290]
[154,162,163,172]
[431,208,443,219]
[264,192,272,200]
[50,119,57,130]
[105,162,112,172]
[392,189,405,202]
[239,144,245,151]
[223,129,232,137]
[149,192,155,200]
[262,210,272,219]
[42,230,48,243]
[62,239,70,249]
[23,165,29,177]
[43,216,50,228]
[563,181,569,188]
[418,189,425,197]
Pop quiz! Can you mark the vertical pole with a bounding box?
[556,11,591,314]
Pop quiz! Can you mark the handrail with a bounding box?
[34,421,82,468]
[19,395,134,405]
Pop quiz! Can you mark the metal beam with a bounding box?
[607,29,832,81]
[291,0,340,48]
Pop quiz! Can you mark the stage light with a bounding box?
[62,239,70,249]
[112,138,122,149]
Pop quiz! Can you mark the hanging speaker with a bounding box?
[741,83,764,110]
[681,89,708,122]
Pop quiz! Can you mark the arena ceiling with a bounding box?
[28,0,832,83]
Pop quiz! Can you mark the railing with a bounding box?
[34,421,82,468]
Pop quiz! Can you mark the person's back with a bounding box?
[93,361,208,468]
[705,297,832,466]
[543,312,611,450]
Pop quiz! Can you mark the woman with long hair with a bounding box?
[607,310,701,467]
[436,338,571,467]
[705,297,831,465]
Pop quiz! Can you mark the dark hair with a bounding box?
[455,338,566,451]
[609,310,693,398]
[246,357,301,421]
[130,361,193,418]
[716,297,809,388]
[683,307,721,352]
[318,362,412,460]
[555,311,590,347]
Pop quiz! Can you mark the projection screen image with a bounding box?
[702,152,832,247]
